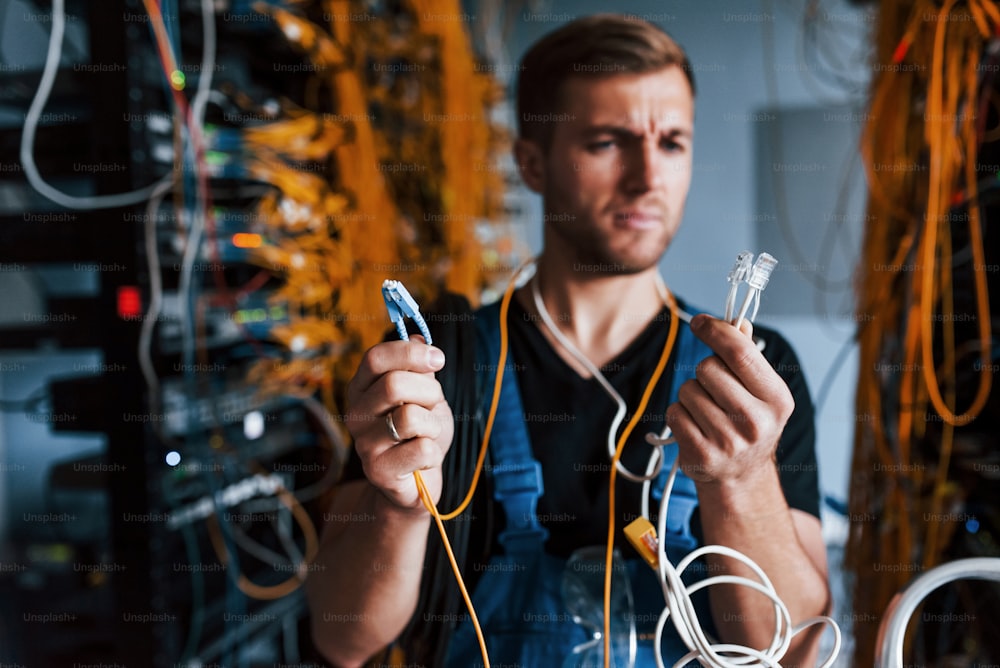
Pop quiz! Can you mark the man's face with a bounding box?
[530,66,694,276]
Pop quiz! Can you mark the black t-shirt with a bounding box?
[341,295,820,570]
[495,298,819,562]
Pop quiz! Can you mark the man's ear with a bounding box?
[513,137,545,194]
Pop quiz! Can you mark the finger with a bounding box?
[364,437,445,487]
[368,370,446,414]
[410,335,443,380]
[675,377,738,446]
[384,403,444,443]
[694,356,758,423]
[665,399,706,450]
[347,371,446,442]
[349,340,446,397]
[355,404,442,464]
[689,314,780,400]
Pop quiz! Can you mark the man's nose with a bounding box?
[622,141,663,195]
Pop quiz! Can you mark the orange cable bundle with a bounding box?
[848,1,998,664]
[322,0,415,375]
[408,0,505,297]
[253,2,348,69]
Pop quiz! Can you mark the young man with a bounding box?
[307,14,830,667]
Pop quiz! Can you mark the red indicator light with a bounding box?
[118,285,142,319]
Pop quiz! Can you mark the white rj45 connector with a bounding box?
[726,250,778,330]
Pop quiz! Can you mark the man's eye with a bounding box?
[662,139,685,153]
[587,140,616,151]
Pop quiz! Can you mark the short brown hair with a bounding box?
[516,14,695,150]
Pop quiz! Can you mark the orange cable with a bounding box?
[603,288,681,667]
[414,470,490,667]
[206,488,320,600]
[388,266,524,667]
[918,0,992,427]
[437,269,519,520]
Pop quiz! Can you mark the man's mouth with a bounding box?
[613,209,661,230]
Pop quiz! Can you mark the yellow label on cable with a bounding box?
[624,517,660,571]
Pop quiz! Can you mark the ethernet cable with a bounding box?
[630,250,842,668]
[645,455,841,668]
[539,249,837,667]
[528,265,682,665]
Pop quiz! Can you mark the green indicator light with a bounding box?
[205,151,229,165]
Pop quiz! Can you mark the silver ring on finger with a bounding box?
[385,411,403,443]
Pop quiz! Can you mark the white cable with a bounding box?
[733,289,758,331]
[229,522,292,566]
[724,287,738,324]
[654,274,694,325]
[640,443,664,522]
[138,178,175,416]
[19,0,172,210]
[724,252,754,323]
[274,504,304,568]
[189,0,217,154]
[734,254,777,330]
[530,274,665,483]
[643,250,841,667]
[530,254,842,665]
[280,394,348,503]
[650,458,842,668]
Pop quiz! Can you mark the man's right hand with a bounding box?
[345,336,454,512]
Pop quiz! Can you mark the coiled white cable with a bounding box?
[652,456,842,668]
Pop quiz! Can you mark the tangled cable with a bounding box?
[651,456,841,668]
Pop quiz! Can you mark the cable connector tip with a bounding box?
[624,517,660,571]
[747,252,778,291]
[381,279,433,345]
[727,250,754,285]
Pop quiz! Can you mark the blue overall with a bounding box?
[445,301,717,667]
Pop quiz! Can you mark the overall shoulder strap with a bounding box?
[666,306,715,403]
[474,301,548,554]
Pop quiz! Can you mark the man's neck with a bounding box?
[515,251,668,376]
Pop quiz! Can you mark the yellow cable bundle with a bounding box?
[847,1,998,664]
